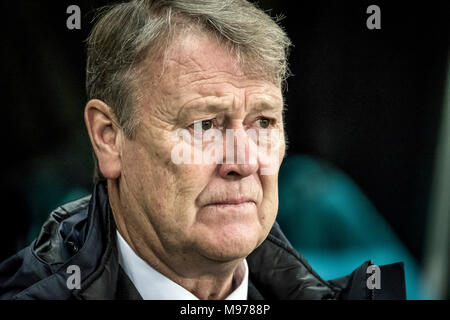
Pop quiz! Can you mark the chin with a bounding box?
[196,223,263,262]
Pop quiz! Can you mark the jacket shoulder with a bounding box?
[0,195,92,300]
[33,195,91,264]
[248,221,407,300]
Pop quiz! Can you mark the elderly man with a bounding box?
[0,0,405,300]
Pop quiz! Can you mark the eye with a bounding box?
[201,120,213,131]
[256,117,273,129]
[190,119,215,131]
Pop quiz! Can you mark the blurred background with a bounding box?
[0,0,448,299]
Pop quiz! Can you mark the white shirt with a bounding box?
[116,230,249,300]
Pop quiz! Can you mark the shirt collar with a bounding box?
[116,230,248,300]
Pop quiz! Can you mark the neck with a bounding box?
[172,261,246,300]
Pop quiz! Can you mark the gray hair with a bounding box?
[86,0,292,182]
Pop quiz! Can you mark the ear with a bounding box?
[84,99,122,179]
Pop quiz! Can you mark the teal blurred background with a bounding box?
[278,155,427,299]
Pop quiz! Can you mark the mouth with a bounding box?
[205,198,256,208]
[198,197,258,223]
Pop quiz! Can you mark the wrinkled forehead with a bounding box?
[139,28,282,96]
[164,32,245,83]
[132,28,284,126]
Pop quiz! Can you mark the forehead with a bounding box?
[165,31,245,80]
[148,31,282,103]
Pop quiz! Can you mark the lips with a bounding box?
[206,197,256,206]
[198,195,258,220]
[196,182,261,209]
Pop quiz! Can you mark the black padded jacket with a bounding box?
[0,182,406,300]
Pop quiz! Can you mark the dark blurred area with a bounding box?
[0,0,448,299]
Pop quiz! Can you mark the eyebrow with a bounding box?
[177,103,229,122]
[177,99,283,122]
[247,101,284,114]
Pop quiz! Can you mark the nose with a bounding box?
[219,162,259,179]
[218,129,259,179]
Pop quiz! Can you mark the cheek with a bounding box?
[124,140,216,222]
[259,131,283,208]
[120,137,176,214]
[147,163,218,246]
[279,135,286,162]
[257,129,285,176]
[259,172,280,228]
[260,174,279,208]
[169,164,217,210]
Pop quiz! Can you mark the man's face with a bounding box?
[119,31,285,268]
